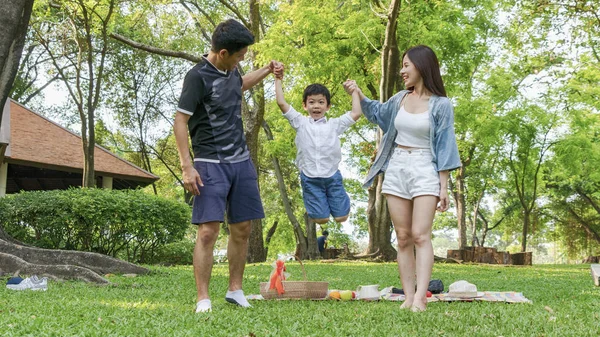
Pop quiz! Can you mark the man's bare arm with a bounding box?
[241,60,283,91]
[174,112,203,195]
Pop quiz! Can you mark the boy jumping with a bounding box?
[275,76,362,224]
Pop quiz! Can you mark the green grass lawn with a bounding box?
[1,262,599,336]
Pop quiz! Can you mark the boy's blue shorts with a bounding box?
[300,170,351,220]
[192,159,265,224]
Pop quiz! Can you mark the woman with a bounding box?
[344,45,460,311]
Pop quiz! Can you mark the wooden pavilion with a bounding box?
[0,99,159,196]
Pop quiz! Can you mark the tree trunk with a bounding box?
[264,220,278,257]
[366,173,396,259]
[379,1,401,101]
[471,199,480,247]
[566,205,600,244]
[364,0,401,261]
[245,0,266,263]
[521,210,529,252]
[0,0,33,126]
[82,134,96,187]
[454,166,467,249]
[0,240,148,283]
[304,214,320,260]
[247,224,265,263]
[262,121,312,259]
[85,110,96,186]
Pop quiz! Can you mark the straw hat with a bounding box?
[448,280,483,298]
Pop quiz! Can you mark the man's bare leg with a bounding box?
[225,220,252,307]
[193,222,220,312]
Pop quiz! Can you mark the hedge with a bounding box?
[0,188,191,263]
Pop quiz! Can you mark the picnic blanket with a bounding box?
[381,288,532,304]
[248,287,532,303]
[247,291,531,303]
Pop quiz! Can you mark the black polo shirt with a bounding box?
[177,55,249,163]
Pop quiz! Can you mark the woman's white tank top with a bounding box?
[394,105,430,149]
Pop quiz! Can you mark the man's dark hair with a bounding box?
[303,84,331,105]
[211,19,255,54]
[402,45,447,97]
[322,230,329,236]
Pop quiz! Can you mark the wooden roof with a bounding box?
[4,100,159,183]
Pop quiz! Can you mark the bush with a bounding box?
[149,240,195,265]
[0,188,191,263]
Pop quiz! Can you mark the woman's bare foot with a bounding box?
[400,300,413,309]
[411,303,426,312]
[411,297,427,312]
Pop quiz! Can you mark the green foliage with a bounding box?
[544,107,600,258]
[13,0,600,260]
[149,239,195,265]
[0,263,598,336]
[1,188,191,263]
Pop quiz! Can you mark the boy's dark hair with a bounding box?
[211,19,255,54]
[303,84,331,105]
[322,230,329,236]
[402,45,447,97]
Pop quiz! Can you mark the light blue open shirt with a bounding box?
[360,90,461,188]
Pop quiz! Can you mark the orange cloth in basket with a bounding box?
[269,260,286,294]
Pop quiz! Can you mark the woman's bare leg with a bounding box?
[410,195,438,312]
[386,194,415,309]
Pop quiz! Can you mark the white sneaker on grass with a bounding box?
[225,289,251,308]
[195,299,212,313]
[6,275,48,291]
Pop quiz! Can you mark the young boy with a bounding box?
[275,76,362,224]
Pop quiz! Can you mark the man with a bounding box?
[317,230,329,254]
[174,19,282,313]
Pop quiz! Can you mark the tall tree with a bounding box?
[105,50,186,195]
[0,0,34,132]
[503,103,558,252]
[0,0,35,278]
[111,0,272,261]
[0,0,151,284]
[371,0,500,253]
[262,120,318,260]
[31,0,117,187]
[244,0,267,263]
[262,0,505,257]
[257,0,382,258]
[364,0,401,260]
[9,37,63,107]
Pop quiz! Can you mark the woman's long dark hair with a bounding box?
[402,45,446,97]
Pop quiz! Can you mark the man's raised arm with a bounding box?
[241,60,283,91]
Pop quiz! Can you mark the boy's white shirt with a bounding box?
[283,105,356,178]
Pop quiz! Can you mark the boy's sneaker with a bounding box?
[6,275,48,291]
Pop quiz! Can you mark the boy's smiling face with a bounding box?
[302,94,330,121]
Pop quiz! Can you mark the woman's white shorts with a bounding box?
[381,148,440,200]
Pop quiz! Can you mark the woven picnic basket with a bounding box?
[259,257,328,299]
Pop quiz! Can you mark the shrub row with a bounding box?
[0,188,191,263]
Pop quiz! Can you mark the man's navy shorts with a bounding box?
[300,170,351,220]
[192,159,265,224]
